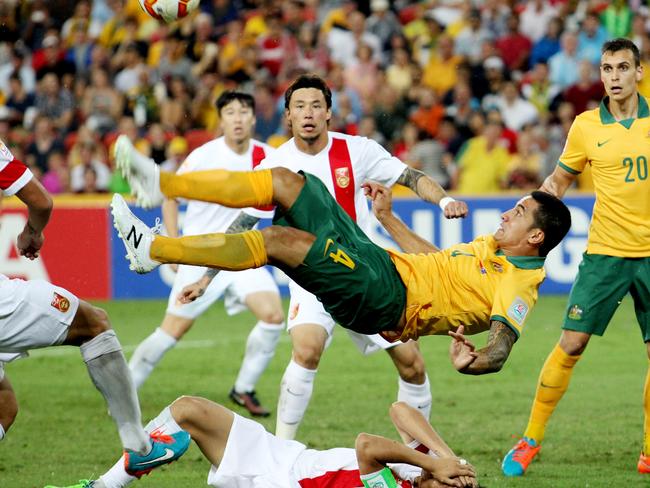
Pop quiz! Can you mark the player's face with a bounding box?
[494,196,540,247]
[600,49,642,102]
[219,99,255,144]
[286,88,331,143]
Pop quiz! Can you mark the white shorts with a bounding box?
[287,281,402,355]
[0,278,79,353]
[167,265,279,319]
[207,414,359,488]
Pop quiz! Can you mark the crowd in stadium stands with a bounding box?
[0,0,646,195]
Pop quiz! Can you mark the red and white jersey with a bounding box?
[256,132,406,235]
[0,139,32,196]
[177,137,273,236]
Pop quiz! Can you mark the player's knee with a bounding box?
[170,395,203,427]
[559,332,589,356]
[292,343,323,370]
[86,305,111,337]
[259,308,284,325]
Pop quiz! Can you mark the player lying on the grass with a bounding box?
[44,397,477,488]
[0,142,188,478]
[111,153,572,375]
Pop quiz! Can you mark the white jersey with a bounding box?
[255,132,406,234]
[0,139,34,315]
[178,137,273,236]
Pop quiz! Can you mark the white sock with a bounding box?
[276,359,317,439]
[80,330,150,454]
[98,406,185,488]
[397,374,432,420]
[128,328,177,389]
[0,423,4,441]
[234,321,283,393]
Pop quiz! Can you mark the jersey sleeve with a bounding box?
[359,137,407,187]
[490,272,541,338]
[0,142,33,195]
[557,118,588,175]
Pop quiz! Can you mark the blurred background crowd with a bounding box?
[0,0,646,195]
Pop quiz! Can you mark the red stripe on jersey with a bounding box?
[252,144,274,211]
[0,158,28,190]
[299,469,362,487]
[252,145,266,167]
[328,138,356,221]
[298,469,413,487]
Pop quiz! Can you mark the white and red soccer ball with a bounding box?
[140,0,200,23]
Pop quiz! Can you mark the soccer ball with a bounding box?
[140,0,200,23]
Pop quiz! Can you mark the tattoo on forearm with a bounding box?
[226,213,260,234]
[396,167,425,193]
[205,267,219,280]
[482,322,517,371]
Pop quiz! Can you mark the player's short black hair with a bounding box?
[284,74,332,109]
[216,91,255,115]
[602,38,640,67]
[530,191,572,256]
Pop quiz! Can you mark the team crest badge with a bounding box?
[334,168,350,188]
[289,303,300,321]
[568,304,583,320]
[51,292,70,313]
[507,297,529,326]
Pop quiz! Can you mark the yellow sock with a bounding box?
[524,344,581,443]
[160,169,273,207]
[150,230,267,270]
[643,367,650,456]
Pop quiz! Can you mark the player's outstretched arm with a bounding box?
[177,212,261,304]
[355,433,475,487]
[448,322,517,375]
[539,165,576,199]
[15,178,52,259]
[364,182,439,254]
[395,167,468,219]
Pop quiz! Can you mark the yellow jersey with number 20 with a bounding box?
[558,96,650,257]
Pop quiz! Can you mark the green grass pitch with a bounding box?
[1,296,648,487]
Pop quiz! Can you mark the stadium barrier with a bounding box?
[0,194,595,299]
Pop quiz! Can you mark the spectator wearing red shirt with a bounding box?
[563,60,604,115]
[496,15,532,72]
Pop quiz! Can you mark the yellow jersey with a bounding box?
[386,235,545,342]
[559,96,650,257]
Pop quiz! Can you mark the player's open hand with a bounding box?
[178,279,208,304]
[426,457,476,487]
[442,200,469,219]
[16,225,44,260]
[363,181,392,221]
[448,325,478,371]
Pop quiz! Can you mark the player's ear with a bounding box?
[636,63,643,83]
[528,228,544,247]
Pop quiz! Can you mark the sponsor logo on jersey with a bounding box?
[568,304,583,320]
[334,167,350,188]
[51,292,70,313]
[490,261,504,272]
[507,297,528,326]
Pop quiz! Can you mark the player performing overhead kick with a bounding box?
[111,133,572,376]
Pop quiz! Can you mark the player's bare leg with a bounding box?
[386,341,432,420]
[0,376,17,439]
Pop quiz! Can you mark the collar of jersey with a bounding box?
[599,95,649,128]
[495,249,546,269]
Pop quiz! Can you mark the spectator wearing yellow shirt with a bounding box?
[423,35,462,97]
[453,118,510,194]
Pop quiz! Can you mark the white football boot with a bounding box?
[113,135,164,209]
[110,193,161,274]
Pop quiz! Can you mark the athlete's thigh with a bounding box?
[166,264,232,319]
[563,254,632,336]
[224,267,280,316]
[0,278,79,353]
[630,257,650,341]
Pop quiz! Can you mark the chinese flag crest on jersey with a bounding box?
[51,292,70,313]
[334,167,350,188]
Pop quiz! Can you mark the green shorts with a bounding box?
[273,172,406,335]
[563,253,650,341]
